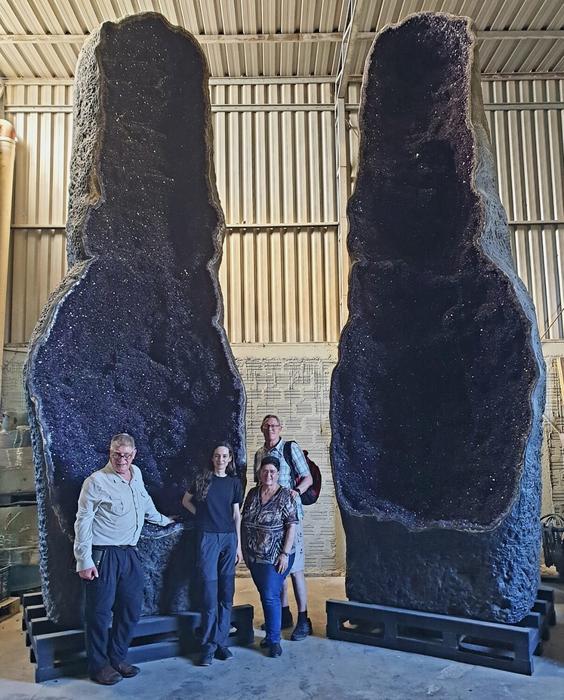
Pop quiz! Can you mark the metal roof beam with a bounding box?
[348,71,564,82]
[335,0,363,100]
[0,30,562,46]
[0,31,342,44]
[474,30,564,40]
[359,29,564,40]
[0,76,335,86]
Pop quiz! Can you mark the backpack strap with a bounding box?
[283,440,297,488]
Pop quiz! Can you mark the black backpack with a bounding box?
[283,441,322,506]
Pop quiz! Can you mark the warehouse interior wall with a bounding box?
[1,72,564,573]
[3,77,564,345]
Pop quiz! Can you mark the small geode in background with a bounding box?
[25,13,246,626]
[330,13,545,622]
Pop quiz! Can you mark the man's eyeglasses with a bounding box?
[262,424,281,430]
[110,451,135,461]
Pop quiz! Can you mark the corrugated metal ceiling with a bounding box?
[0,0,563,79]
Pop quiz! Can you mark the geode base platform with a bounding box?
[330,13,545,623]
[25,14,245,626]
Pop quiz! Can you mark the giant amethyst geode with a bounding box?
[25,13,246,626]
[330,13,545,622]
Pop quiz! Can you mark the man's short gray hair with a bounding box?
[261,414,282,428]
[110,433,136,449]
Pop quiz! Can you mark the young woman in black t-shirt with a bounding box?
[182,444,243,666]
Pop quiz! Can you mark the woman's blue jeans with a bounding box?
[249,555,295,644]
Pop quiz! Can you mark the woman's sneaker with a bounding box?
[268,642,283,658]
[198,650,214,666]
[214,646,233,661]
[290,617,313,641]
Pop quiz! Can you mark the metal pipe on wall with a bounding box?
[0,118,16,402]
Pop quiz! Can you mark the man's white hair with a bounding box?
[110,433,136,449]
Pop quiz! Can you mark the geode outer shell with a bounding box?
[330,13,545,622]
[25,13,246,626]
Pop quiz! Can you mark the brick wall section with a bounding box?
[234,345,343,575]
[544,355,564,517]
[1,349,27,421]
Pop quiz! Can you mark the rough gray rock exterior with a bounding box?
[330,13,545,622]
[25,13,245,626]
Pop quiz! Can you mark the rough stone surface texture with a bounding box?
[330,12,545,622]
[24,13,246,626]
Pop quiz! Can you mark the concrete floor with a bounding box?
[1,577,564,699]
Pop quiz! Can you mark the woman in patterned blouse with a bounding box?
[242,456,298,657]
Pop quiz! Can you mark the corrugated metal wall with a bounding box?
[3,80,340,344]
[3,76,564,344]
[484,80,564,341]
[211,83,336,226]
[219,227,339,342]
[6,85,73,227]
[210,82,340,342]
[7,228,66,344]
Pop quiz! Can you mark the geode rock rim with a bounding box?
[25,12,247,625]
[29,10,247,508]
[330,11,545,534]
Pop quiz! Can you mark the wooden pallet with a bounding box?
[326,588,556,676]
[0,596,20,621]
[22,592,254,682]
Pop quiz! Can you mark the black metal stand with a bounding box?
[22,591,254,682]
[326,587,556,675]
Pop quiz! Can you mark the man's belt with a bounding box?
[91,544,137,549]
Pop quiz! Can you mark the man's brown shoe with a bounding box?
[91,665,122,685]
[112,662,140,678]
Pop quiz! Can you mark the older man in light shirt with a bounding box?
[74,433,174,685]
